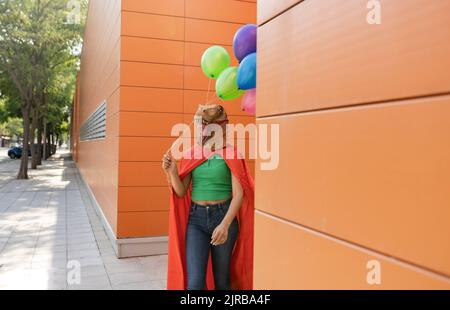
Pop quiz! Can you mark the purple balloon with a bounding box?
[233,24,257,62]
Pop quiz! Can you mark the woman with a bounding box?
[162,105,254,290]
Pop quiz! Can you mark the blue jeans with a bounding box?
[186,199,239,290]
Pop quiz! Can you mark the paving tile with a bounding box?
[108,271,152,286]
[67,274,111,290]
[0,150,168,290]
[31,258,68,270]
[112,280,166,290]
[67,242,98,252]
[68,249,100,260]
[79,264,108,278]
[34,245,67,255]
[99,246,115,256]
[104,260,144,275]
[77,256,104,268]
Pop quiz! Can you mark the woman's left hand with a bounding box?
[211,222,229,246]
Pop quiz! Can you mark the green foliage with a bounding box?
[0,0,87,133]
[0,80,21,121]
[0,0,87,176]
[1,117,23,139]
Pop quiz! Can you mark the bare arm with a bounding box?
[169,172,191,198]
[211,174,244,246]
[222,174,244,227]
[162,153,191,198]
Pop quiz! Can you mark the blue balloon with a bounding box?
[237,53,257,90]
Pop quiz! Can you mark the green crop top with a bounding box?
[191,154,232,201]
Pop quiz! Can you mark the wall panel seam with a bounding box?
[122,9,249,26]
[258,0,304,27]
[120,85,228,92]
[87,9,122,95]
[120,34,234,46]
[121,60,184,67]
[256,210,450,282]
[119,110,253,117]
[256,92,450,120]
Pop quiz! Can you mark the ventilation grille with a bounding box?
[80,101,107,142]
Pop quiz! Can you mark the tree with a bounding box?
[0,0,84,178]
[0,73,22,123]
[2,117,23,142]
[35,51,78,164]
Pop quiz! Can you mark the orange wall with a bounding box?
[254,0,450,289]
[74,0,256,241]
[117,0,257,238]
[76,0,121,234]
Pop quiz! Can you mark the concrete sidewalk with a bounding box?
[0,150,167,290]
[0,147,10,164]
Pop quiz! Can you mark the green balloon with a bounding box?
[201,46,231,79]
[216,67,245,100]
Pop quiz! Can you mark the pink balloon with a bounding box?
[241,88,256,116]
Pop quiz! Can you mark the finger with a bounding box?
[213,232,224,245]
[218,233,227,245]
[211,230,218,244]
[211,230,222,245]
[216,238,225,246]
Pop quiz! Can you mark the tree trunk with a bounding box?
[30,107,38,169]
[56,134,60,152]
[36,118,43,166]
[49,133,53,155]
[17,107,31,179]
[45,131,51,159]
[52,134,56,154]
[43,119,47,161]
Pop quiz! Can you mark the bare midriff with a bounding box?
[191,198,229,206]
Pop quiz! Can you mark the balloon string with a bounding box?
[165,80,220,156]
[206,78,212,103]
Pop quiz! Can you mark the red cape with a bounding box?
[167,145,254,290]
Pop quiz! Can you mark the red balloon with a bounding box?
[241,88,256,116]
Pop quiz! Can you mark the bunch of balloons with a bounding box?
[200,24,257,116]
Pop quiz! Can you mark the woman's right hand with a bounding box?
[162,153,190,198]
[162,153,178,176]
